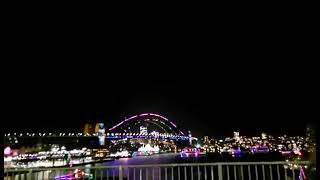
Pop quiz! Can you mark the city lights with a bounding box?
[3,112,316,180]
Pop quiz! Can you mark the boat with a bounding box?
[132,144,159,157]
[54,153,93,179]
[54,169,93,179]
[132,151,153,156]
[180,147,206,157]
[109,150,131,158]
[251,146,269,154]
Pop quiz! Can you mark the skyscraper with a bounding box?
[306,124,315,138]
[204,136,209,144]
[84,123,94,134]
[261,132,267,140]
[188,131,192,145]
[96,123,106,146]
[306,124,316,151]
[234,132,240,142]
[140,126,147,134]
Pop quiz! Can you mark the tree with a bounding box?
[307,125,316,179]
[19,146,25,154]
[25,146,30,153]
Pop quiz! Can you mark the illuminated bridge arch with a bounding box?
[109,113,184,135]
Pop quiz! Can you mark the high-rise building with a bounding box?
[306,124,315,138]
[84,123,94,134]
[204,136,209,144]
[188,131,192,145]
[95,123,105,135]
[234,132,240,142]
[306,124,316,151]
[261,133,267,140]
[140,126,147,134]
[96,123,106,146]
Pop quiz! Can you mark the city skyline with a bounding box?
[5,71,317,180]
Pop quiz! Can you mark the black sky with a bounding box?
[4,12,317,138]
[6,67,315,138]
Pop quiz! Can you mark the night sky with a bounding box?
[4,14,317,139]
[6,67,315,138]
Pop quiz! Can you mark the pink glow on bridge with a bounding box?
[125,115,138,121]
[109,113,181,134]
[139,113,149,116]
[149,113,168,121]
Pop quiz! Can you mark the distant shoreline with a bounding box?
[4,158,115,170]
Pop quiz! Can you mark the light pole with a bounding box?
[188,131,192,145]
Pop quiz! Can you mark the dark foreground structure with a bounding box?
[4,161,311,180]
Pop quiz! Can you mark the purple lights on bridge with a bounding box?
[170,122,177,127]
[149,113,168,121]
[109,115,138,131]
[106,134,189,140]
[148,113,179,130]
[109,113,182,134]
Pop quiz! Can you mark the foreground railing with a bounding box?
[4,161,310,180]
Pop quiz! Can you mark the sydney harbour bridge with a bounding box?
[4,113,197,148]
[106,113,192,141]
